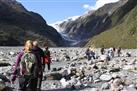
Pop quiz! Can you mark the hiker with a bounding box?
[44,46,51,71]
[107,48,114,61]
[33,41,45,91]
[113,47,116,57]
[108,48,114,59]
[11,40,38,91]
[90,49,96,59]
[100,48,105,55]
[117,47,122,57]
[113,47,116,52]
[85,47,91,61]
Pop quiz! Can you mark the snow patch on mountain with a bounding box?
[50,15,79,33]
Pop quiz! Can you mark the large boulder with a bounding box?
[100,74,112,81]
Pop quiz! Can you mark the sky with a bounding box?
[17,0,119,24]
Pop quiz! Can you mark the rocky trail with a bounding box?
[0,47,137,91]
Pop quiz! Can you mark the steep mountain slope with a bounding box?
[0,0,65,46]
[86,0,137,48]
[55,0,128,46]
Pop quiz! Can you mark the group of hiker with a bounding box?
[101,47,122,58]
[11,40,51,91]
[85,47,96,60]
[85,46,122,61]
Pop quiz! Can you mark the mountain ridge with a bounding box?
[86,0,137,48]
[51,0,137,48]
[0,0,65,46]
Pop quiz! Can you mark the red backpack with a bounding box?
[44,55,50,64]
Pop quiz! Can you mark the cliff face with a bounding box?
[54,0,129,46]
[0,0,65,46]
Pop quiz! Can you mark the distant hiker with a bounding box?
[44,46,51,71]
[85,47,91,60]
[33,41,45,91]
[85,46,96,60]
[108,48,114,59]
[100,48,105,55]
[113,47,116,52]
[113,47,116,57]
[11,40,38,91]
[90,49,96,59]
[117,47,122,57]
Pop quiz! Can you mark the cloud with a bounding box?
[83,0,119,10]
[94,0,119,9]
[83,4,91,10]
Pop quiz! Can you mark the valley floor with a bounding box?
[0,47,137,91]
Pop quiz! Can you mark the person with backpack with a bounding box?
[11,40,38,91]
[44,46,51,71]
[85,47,91,61]
[32,41,45,91]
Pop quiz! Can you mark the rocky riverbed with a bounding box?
[0,47,137,91]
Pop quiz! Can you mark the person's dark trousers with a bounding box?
[47,63,51,70]
[87,55,91,61]
[92,55,96,59]
[18,75,28,91]
[18,75,37,91]
[29,77,38,91]
[37,71,43,91]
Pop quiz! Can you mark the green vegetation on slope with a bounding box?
[86,6,137,49]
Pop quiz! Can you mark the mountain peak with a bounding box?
[1,0,19,5]
[0,0,27,12]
